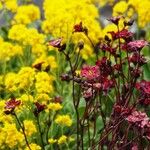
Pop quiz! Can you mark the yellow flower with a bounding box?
[42,0,102,59]
[3,0,18,13]
[13,4,40,25]
[36,93,51,103]
[0,40,23,61]
[58,135,67,145]
[23,120,37,136]
[8,25,46,49]
[20,94,34,102]
[55,115,72,127]
[17,67,36,90]
[113,1,128,16]
[33,55,57,71]
[48,103,62,111]
[2,123,24,148]
[4,72,18,92]
[48,138,57,144]
[35,72,54,94]
[25,143,41,150]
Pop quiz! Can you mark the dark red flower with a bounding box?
[81,65,100,82]
[139,98,150,106]
[129,52,146,66]
[34,102,46,116]
[108,29,133,41]
[126,111,149,128]
[102,79,115,94]
[73,22,83,32]
[118,29,133,41]
[5,98,21,110]
[100,43,116,55]
[127,40,148,52]
[49,38,62,48]
[113,105,132,116]
[96,57,112,77]
[136,80,150,94]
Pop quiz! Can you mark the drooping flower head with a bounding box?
[127,40,149,52]
[4,98,21,114]
[49,38,62,48]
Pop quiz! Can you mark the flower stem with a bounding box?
[14,113,32,150]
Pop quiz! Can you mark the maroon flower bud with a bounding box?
[73,22,83,32]
[32,62,44,71]
[107,16,121,26]
[58,43,66,52]
[60,73,70,82]
[124,19,134,27]
[78,41,84,50]
[34,102,46,116]
[104,35,111,43]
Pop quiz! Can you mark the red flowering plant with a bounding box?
[50,16,150,149]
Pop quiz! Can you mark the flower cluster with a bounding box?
[126,110,150,140]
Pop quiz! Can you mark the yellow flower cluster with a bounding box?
[58,135,67,145]
[55,115,72,127]
[13,4,40,25]
[0,123,24,148]
[23,120,37,136]
[17,67,36,90]
[33,55,57,70]
[48,138,57,144]
[25,143,41,150]
[0,36,22,61]
[42,0,102,59]
[8,24,46,55]
[1,0,18,12]
[48,135,74,145]
[20,94,34,102]
[113,0,150,27]
[35,72,54,94]
[48,102,62,111]
[36,93,51,103]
